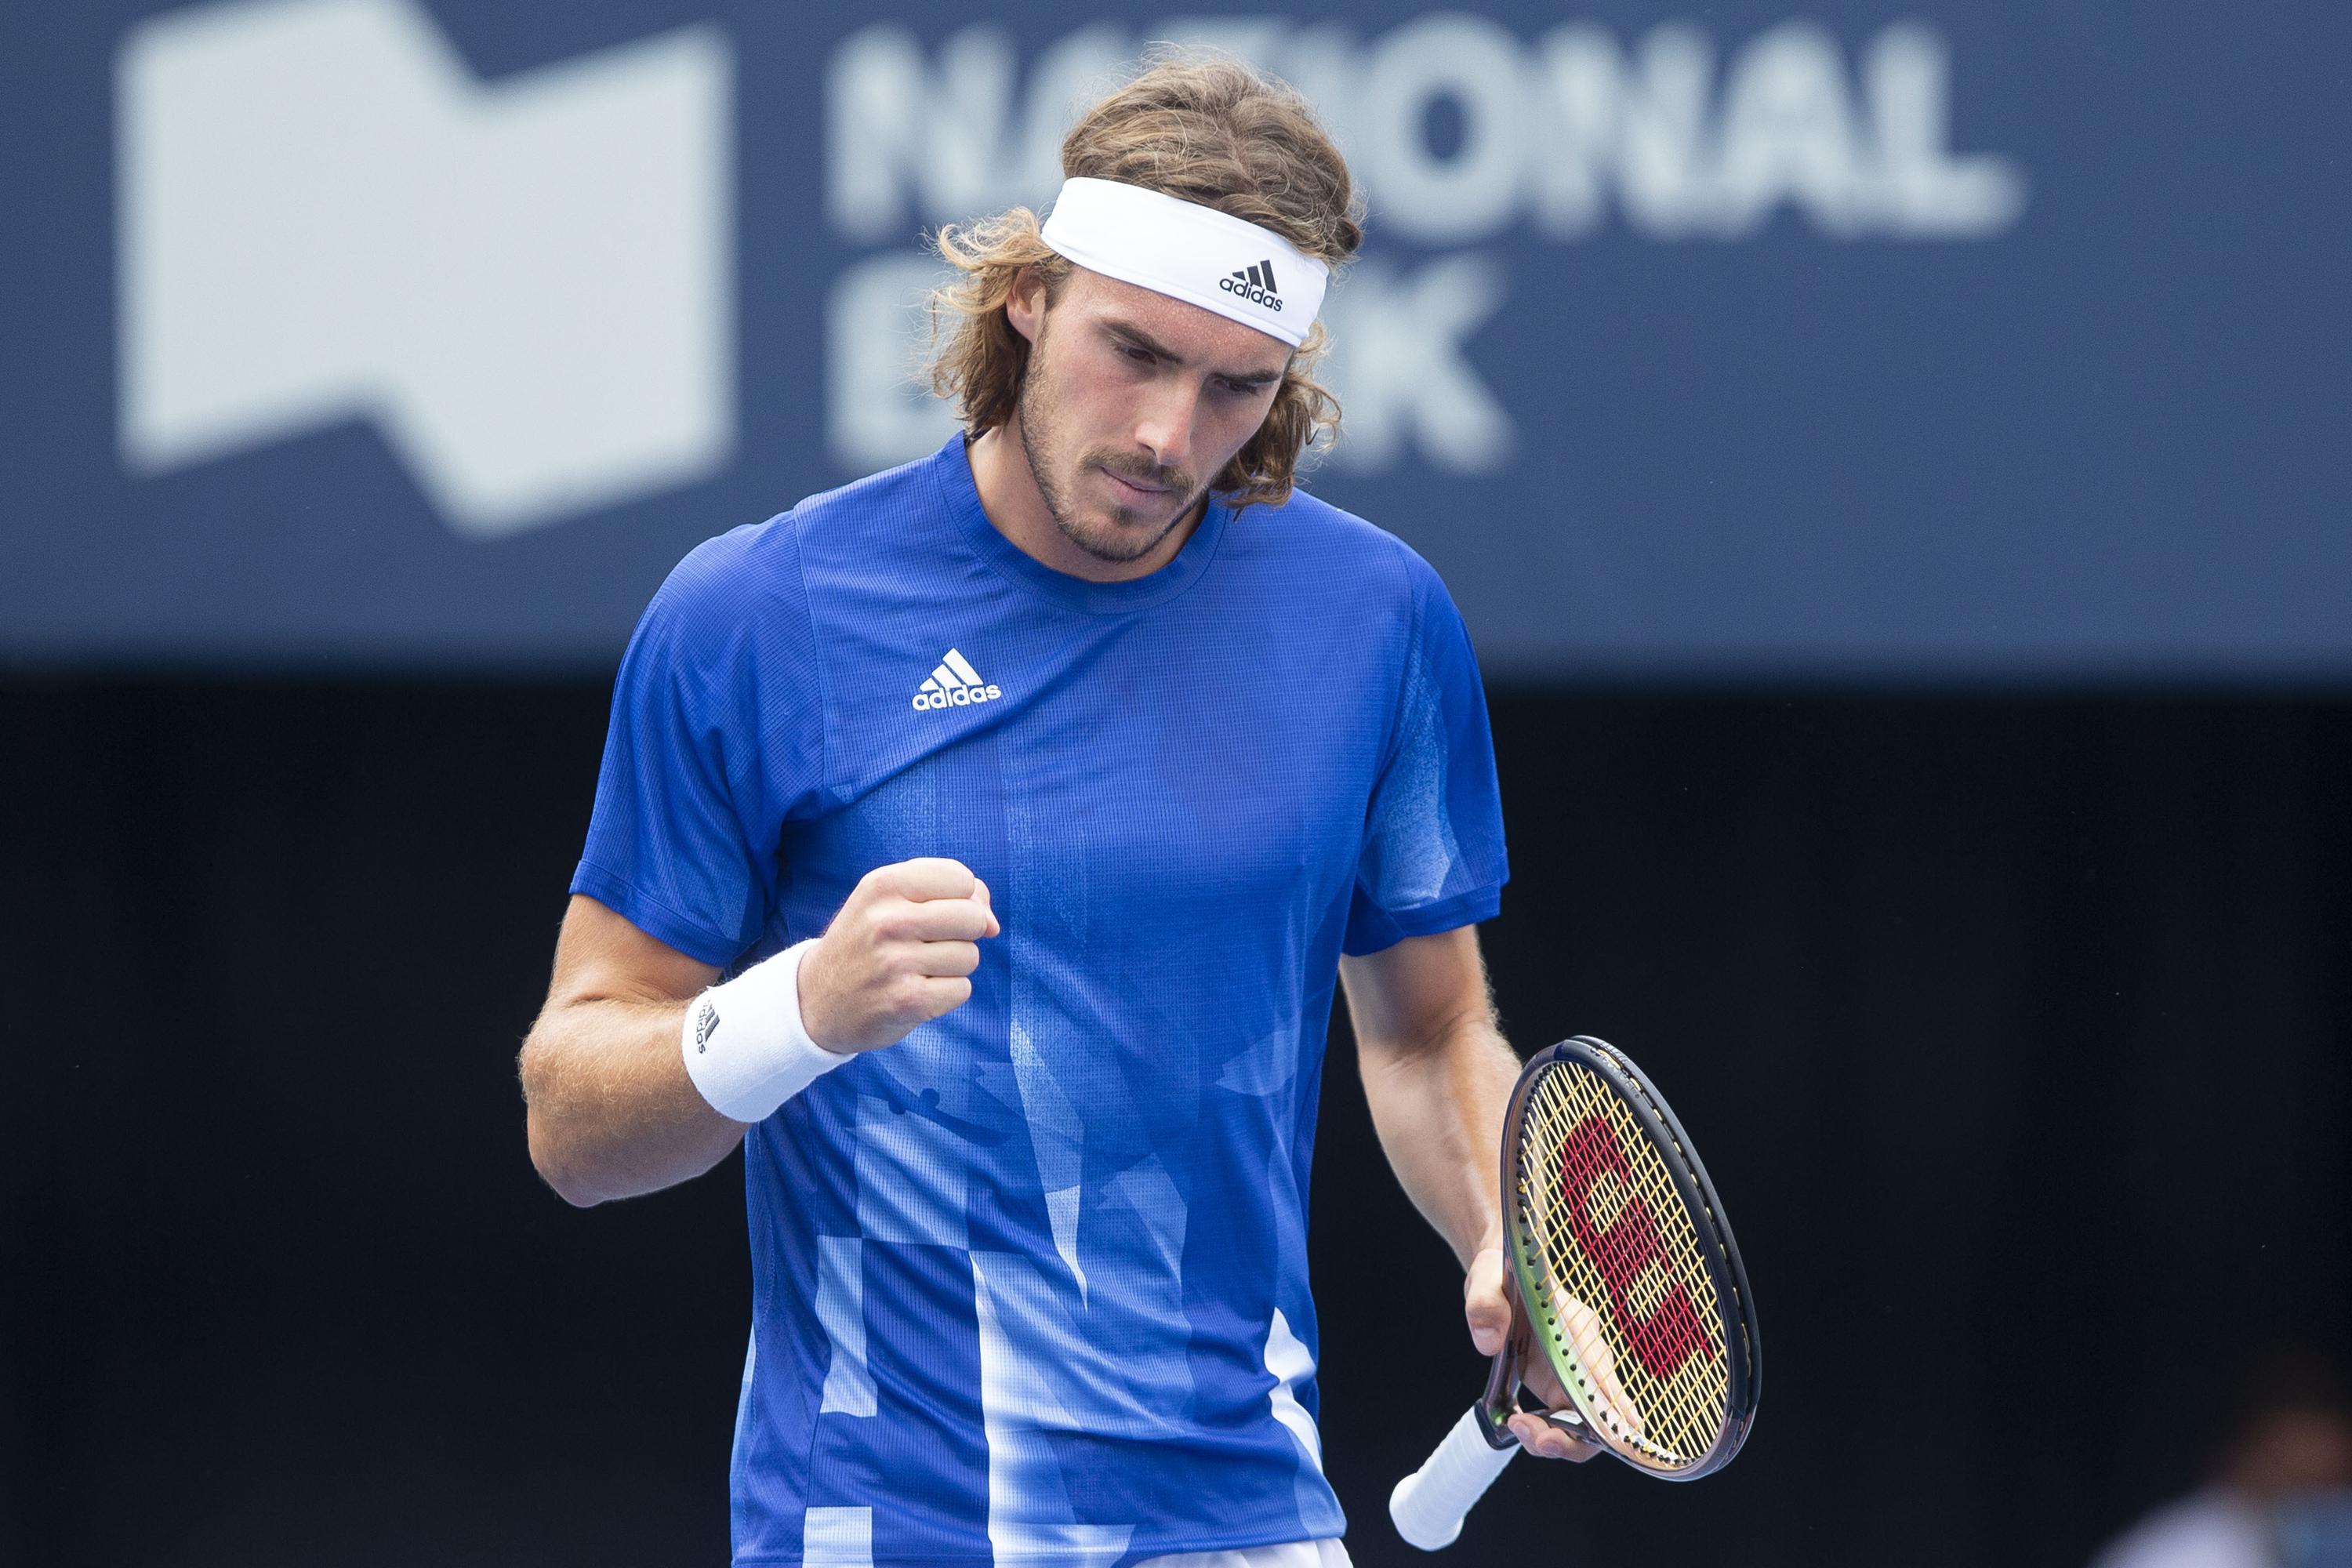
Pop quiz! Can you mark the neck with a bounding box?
[965,416,1204,585]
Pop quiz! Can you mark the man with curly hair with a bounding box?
[520,50,1583,1567]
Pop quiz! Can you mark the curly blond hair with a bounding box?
[927,51,1364,509]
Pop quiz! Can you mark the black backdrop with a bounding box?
[6,678,2348,1566]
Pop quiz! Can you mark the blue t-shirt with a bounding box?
[572,436,1507,1566]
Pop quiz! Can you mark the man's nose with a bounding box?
[1132,380,1202,472]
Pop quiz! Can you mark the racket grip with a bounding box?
[1388,1405,1519,1550]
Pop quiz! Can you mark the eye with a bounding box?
[1116,343,1155,365]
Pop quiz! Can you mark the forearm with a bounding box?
[1359,1014,1522,1267]
[519,996,746,1207]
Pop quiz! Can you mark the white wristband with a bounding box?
[681,938,855,1123]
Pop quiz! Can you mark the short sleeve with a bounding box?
[568,522,825,968]
[1341,551,1508,956]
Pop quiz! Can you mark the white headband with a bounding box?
[1038,177,1329,348]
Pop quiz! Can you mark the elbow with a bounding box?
[518,1035,607,1209]
[527,1113,608,1208]
[549,1177,609,1210]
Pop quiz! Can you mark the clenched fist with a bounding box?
[799,858,1000,1053]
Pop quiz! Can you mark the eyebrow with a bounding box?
[1102,318,1284,386]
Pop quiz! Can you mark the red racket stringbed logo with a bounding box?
[1559,1114,1712,1381]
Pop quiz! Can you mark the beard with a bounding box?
[1014,339,1210,566]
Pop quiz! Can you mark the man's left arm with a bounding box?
[1338,924,1595,1462]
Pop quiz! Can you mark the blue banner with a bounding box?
[5,2,2346,677]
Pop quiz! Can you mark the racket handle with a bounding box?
[1388,1405,1519,1550]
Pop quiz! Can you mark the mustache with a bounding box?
[1092,452,1189,492]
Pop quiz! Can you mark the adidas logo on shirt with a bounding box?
[1218,260,1283,314]
[912,648,1004,711]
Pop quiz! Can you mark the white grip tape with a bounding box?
[680,938,854,1123]
[1388,1405,1518,1550]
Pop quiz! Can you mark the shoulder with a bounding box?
[641,514,804,653]
[782,448,946,557]
[652,449,947,627]
[1227,485,1461,629]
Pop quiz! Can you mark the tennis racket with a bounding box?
[1389,1036,1761,1549]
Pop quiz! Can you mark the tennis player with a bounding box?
[519,53,1585,1567]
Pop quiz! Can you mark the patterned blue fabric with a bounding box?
[572,437,1507,1566]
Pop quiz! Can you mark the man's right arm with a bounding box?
[519,895,735,1208]
[518,860,997,1207]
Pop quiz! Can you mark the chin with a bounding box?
[1063,514,1164,565]
[1063,481,1184,555]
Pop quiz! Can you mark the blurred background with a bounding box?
[5,2,2349,1564]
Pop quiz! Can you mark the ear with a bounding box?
[1005,264,1047,346]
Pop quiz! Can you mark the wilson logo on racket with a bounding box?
[1559,1114,1711,1380]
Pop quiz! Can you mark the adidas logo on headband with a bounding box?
[1219,260,1283,313]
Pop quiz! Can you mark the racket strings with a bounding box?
[1515,1065,1731,1470]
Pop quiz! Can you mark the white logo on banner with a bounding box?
[823,15,2027,476]
[117,0,734,539]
